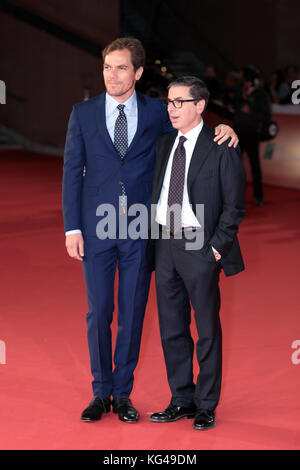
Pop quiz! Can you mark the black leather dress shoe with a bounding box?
[193,409,216,430]
[112,397,139,423]
[150,403,196,423]
[81,397,111,422]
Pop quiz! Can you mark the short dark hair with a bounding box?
[102,37,146,71]
[167,76,210,111]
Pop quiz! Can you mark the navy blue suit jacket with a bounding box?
[62,91,172,244]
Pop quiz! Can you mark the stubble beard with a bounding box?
[105,79,136,101]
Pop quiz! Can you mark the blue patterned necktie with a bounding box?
[167,135,187,233]
[114,104,128,213]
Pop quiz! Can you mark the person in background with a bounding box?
[204,65,222,101]
[233,65,271,206]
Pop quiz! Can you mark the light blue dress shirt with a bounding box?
[66,91,138,236]
[105,90,138,146]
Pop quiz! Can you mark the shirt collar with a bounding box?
[105,91,137,116]
[178,120,204,143]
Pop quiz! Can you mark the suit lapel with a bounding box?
[126,91,145,154]
[187,123,214,191]
[96,91,147,159]
[95,93,120,158]
[154,130,177,203]
[153,123,215,204]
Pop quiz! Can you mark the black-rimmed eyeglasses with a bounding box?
[166,98,198,109]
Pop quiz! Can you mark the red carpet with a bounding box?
[0,149,299,450]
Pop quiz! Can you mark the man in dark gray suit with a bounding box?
[148,76,246,430]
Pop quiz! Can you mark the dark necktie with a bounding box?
[167,135,187,233]
[114,104,128,213]
[114,104,128,157]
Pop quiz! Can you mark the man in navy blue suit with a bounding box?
[62,37,238,423]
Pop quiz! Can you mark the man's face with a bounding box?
[103,48,143,102]
[167,86,205,134]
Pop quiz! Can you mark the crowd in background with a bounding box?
[140,60,299,207]
[204,64,299,110]
[140,62,299,110]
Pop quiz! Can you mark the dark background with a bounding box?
[0,0,299,149]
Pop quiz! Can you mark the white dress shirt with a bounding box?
[155,120,203,228]
[155,120,220,258]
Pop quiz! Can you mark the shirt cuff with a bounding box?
[65,229,82,236]
[212,246,221,257]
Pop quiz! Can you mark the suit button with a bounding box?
[121,160,125,165]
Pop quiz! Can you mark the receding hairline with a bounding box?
[167,76,210,111]
[103,48,134,65]
[167,85,195,98]
[102,37,146,71]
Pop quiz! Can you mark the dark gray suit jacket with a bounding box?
[147,123,246,277]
